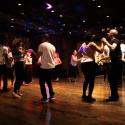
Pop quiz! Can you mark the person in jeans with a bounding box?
[38,34,56,103]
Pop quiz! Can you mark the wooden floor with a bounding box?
[0,76,125,125]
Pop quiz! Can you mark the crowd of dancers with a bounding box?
[0,29,125,103]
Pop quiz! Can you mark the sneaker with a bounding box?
[12,92,21,98]
[40,98,49,103]
[49,96,55,101]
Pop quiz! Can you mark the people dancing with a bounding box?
[78,34,103,102]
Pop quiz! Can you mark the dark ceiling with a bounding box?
[0,0,125,35]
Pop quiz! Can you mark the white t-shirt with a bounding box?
[120,43,125,61]
[0,45,8,65]
[24,54,32,65]
[38,42,56,69]
[120,44,125,53]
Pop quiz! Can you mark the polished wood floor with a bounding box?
[0,76,125,125]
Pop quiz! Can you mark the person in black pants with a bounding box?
[37,34,56,103]
[102,29,123,101]
[78,34,104,103]
[12,41,25,98]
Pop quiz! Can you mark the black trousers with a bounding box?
[39,68,54,99]
[81,61,96,97]
[0,64,8,91]
[68,65,78,78]
[24,65,32,84]
[108,61,123,98]
[14,62,24,92]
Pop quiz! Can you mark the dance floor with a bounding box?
[0,75,125,125]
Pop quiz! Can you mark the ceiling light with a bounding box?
[69,32,72,35]
[106,15,110,18]
[27,29,30,32]
[21,12,24,15]
[97,5,101,8]
[11,25,14,28]
[18,3,22,6]
[59,14,63,18]
[46,3,52,9]
[51,10,54,13]
[62,24,66,27]
[11,18,14,21]
[82,20,86,22]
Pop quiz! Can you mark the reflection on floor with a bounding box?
[0,76,125,125]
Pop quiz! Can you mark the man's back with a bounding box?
[38,42,56,69]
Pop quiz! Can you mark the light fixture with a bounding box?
[82,20,86,23]
[18,3,22,6]
[10,18,14,21]
[46,3,52,9]
[59,14,63,18]
[21,12,24,15]
[97,5,101,8]
[51,10,54,13]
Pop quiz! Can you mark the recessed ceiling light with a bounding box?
[62,24,66,27]
[82,20,86,22]
[27,29,30,32]
[18,3,22,6]
[21,12,24,15]
[11,25,14,28]
[106,15,110,18]
[59,14,63,18]
[97,5,101,8]
[69,32,72,35]
[11,18,14,21]
[51,10,55,13]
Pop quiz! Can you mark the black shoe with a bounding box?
[86,97,96,103]
[105,97,119,102]
[81,95,87,101]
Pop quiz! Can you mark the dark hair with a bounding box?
[91,34,103,42]
[84,33,92,43]
[42,33,50,42]
[0,34,7,44]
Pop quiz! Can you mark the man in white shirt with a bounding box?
[38,34,56,102]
